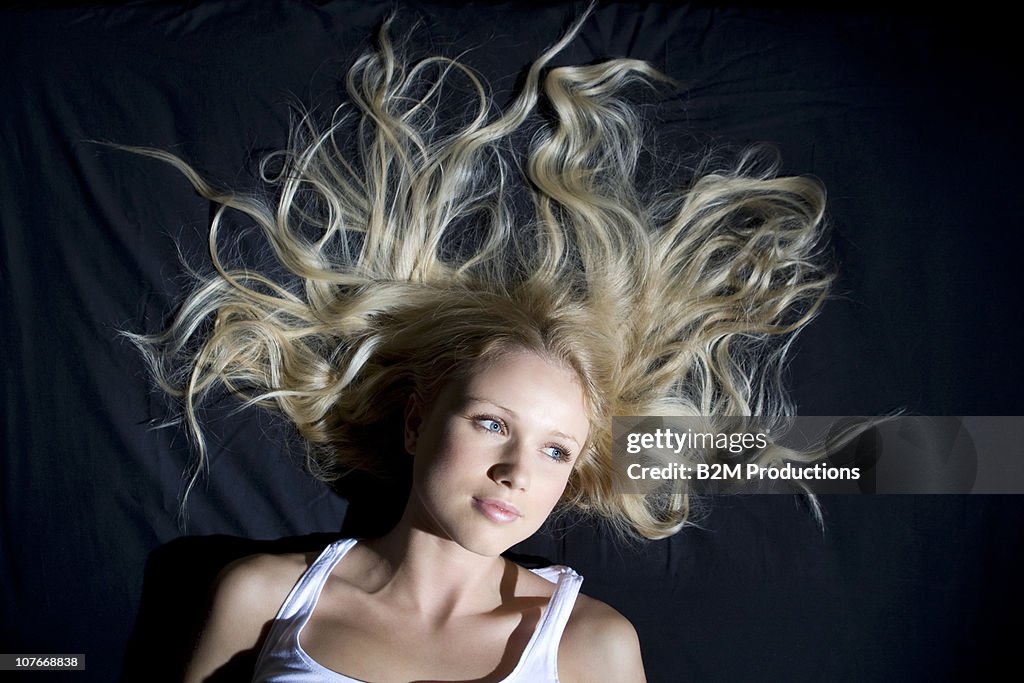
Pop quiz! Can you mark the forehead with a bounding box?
[446,350,590,438]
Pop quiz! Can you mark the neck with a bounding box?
[360,506,513,622]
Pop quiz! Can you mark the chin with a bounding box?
[412,494,543,556]
[450,527,524,558]
[449,517,539,558]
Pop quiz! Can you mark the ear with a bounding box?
[403,393,423,456]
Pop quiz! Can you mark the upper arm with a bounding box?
[558,595,647,683]
[183,554,302,683]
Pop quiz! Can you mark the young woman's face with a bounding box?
[403,349,590,557]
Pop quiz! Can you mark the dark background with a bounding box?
[2,2,1021,681]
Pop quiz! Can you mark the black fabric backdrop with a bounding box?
[2,2,1022,682]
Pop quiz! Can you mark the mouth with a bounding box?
[472,497,522,524]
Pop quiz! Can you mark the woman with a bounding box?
[130,7,831,681]
[186,347,645,682]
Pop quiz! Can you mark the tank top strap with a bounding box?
[253,538,360,681]
[271,538,359,622]
[512,565,583,681]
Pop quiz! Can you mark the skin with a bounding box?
[184,349,647,682]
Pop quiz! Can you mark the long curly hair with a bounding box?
[127,10,833,539]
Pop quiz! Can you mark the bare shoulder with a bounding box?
[559,593,647,683]
[215,552,309,606]
[183,552,311,683]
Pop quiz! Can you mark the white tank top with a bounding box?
[252,538,583,682]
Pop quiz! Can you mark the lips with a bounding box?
[472,497,522,524]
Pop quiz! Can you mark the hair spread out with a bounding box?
[127,9,834,539]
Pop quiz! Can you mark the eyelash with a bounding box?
[472,415,574,463]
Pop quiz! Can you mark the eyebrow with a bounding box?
[466,396,581,447]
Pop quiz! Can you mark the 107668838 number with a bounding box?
[1,655,85,671]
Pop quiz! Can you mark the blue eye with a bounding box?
[543,446,571,462]
[477,417,503,433]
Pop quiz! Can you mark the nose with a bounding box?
[489,440,530,491]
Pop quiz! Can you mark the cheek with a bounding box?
[549,462,582,502]
[539,468,573,507]
[413,425,479,485]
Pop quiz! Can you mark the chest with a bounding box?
[300,588,549,682]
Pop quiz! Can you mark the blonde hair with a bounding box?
[128,11,832,539]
